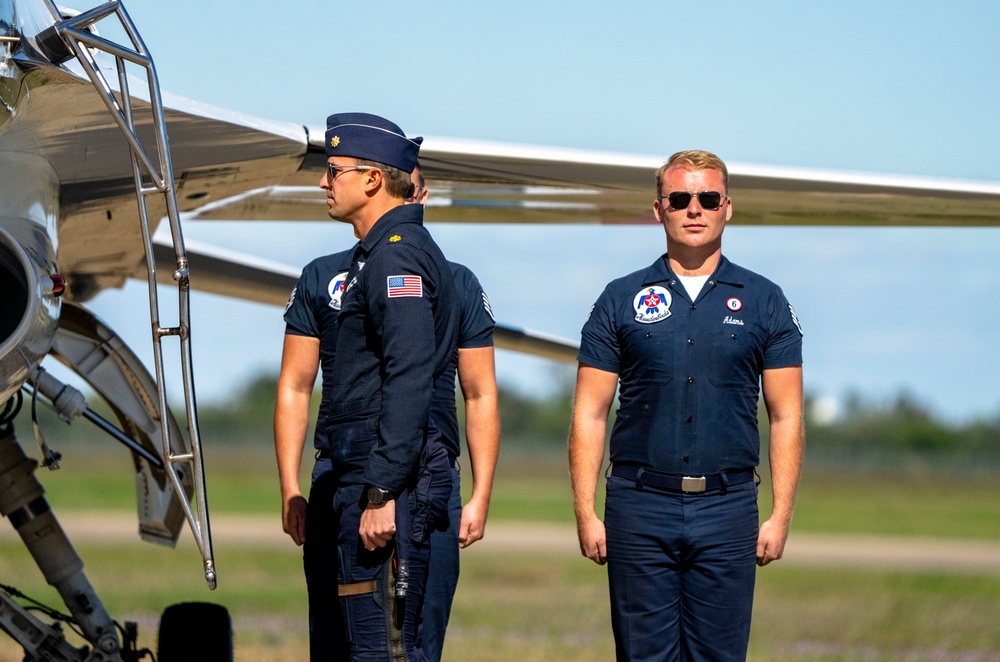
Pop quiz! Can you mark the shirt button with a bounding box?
[687,339,694,345]
[691,304,696,310]
[683,455,689,462]
[686,416,693,423]
[687,377,694,384]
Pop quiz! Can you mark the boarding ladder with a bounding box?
[38,0,216,589]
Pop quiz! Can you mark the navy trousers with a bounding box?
[305,459,430,661]
[305,457,347,661]
[604,474,759,662]
[421,465,462,661]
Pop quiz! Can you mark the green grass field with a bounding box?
[35,444,1000,541]
[2,445,999,660]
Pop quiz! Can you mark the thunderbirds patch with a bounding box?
[633,286,672,324]
[327,272,348,311]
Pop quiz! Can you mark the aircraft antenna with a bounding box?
[36,0,217,590]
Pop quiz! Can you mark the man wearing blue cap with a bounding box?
[276,159,499,661]
[276,112,457,660]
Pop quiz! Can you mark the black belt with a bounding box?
[611,465,754,494]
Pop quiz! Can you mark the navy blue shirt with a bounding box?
[328,204,458,495]
[283,248,354,451]
[430,263,495,459]
[578,254,803,474]
[284,256,494,460]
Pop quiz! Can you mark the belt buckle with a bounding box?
[681,476,706,493]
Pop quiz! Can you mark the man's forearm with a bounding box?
[465,395,500,502]
[767,415,804,524]
[274,390,311,498]
[569,417,606,521]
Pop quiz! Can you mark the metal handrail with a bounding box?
[39,0,216,589]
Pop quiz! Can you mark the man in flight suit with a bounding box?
[275,112,457,661]
[569,150,804,661]
[276,153,498,660]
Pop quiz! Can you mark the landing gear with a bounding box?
[157,602,233,662]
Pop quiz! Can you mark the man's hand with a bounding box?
[282,494,308,546]
[577,513,608,565]
[359,500,397,551]
[458,496,490,548]
[756,517,789,566]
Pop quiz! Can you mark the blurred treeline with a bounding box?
[10,372,1000,473]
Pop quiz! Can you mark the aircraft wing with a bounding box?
[183,132,1000,228]
[151,237,579,362]
[26,36,998,361]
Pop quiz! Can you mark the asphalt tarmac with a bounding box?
[3,514,998,575]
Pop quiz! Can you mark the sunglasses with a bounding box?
[659,191,727,211]
[326,164,375,180]
[404,184,426,204]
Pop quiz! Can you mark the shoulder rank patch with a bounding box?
[482,292,495,321]
[633,286,672,324]
[390,234,402,243]
[387,275,423,298]
[789,304,803,336]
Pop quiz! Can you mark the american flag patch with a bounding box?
[387,275,423,298]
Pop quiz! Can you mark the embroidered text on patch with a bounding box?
[387,275,423,298]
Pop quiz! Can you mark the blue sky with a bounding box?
[81,1,1000,422]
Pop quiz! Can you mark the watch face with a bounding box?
[368,487,387,505]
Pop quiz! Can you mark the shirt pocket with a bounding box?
[707,330,757,389]
[623,328,674,385]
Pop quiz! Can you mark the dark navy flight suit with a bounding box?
[579,254,802,662]
[286,257,492,661]
[288,203,457,661]
[422,264,494,661]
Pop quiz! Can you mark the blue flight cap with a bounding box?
[325,112,423,173]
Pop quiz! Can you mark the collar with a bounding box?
[357,204,424,255]
[641,254,744,288]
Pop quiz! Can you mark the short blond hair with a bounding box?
[655,150,729,194]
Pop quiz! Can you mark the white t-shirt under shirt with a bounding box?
[677,274,710,301]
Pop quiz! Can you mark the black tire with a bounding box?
[157,602,233,662]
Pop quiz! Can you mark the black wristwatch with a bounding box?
[366,486,392,506]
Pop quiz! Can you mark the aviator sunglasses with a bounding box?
[327,163,375,180]
[658,191,728,211]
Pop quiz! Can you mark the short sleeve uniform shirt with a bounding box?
[429,263,495,459]
[578,255,803,474]
[282,248,354,450]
